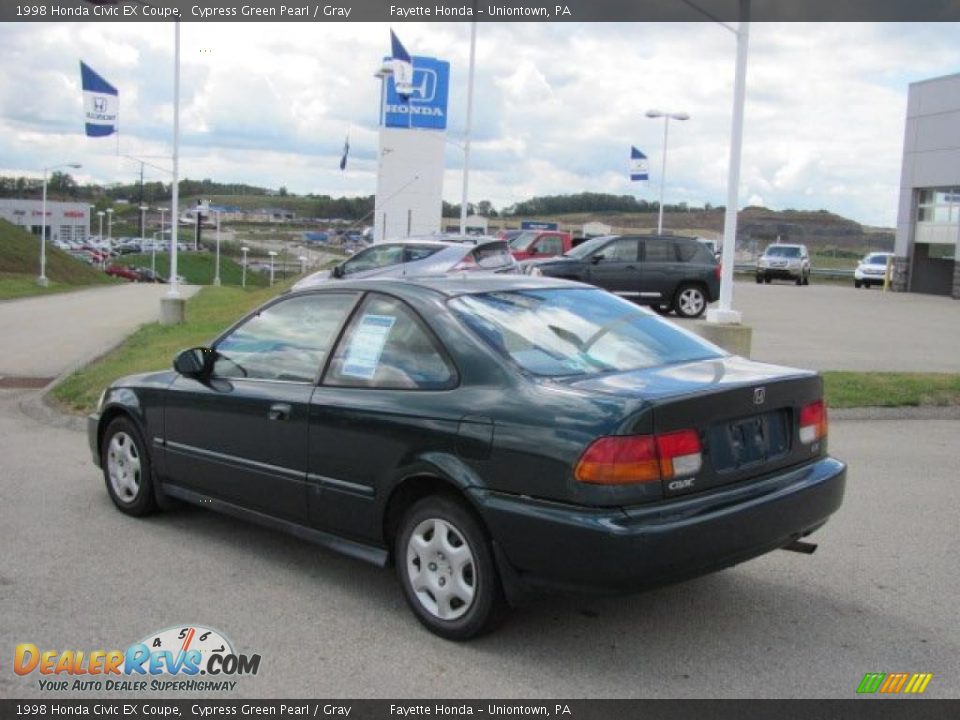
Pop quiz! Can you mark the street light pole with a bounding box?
[97,211,104,241]
[241,246,249,288]
[213,210,221,286]
[459,21,477,235]
[38,162,81,287]
[645,110,689,235]
[166,20,182,301]
[268,250,277,286]
[709,1,751,324]
[106,208,113,243]
[139,205,148,242]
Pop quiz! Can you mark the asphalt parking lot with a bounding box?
[690,281,960,372]
[1,384,957,699]
[1,280,958,700]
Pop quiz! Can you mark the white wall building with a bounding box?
[0,198,90,243]
[894,72,960,298]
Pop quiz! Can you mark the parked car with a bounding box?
[293,239,517,289]
[756,244,810,285]
[854,252,894,288]
[105,264,141,282]
[89,276,846,639]
[520,234,720,318]
[508,230,574,261]
[132,267,166,283]
[495,229,524,244]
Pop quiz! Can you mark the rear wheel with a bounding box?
[101,416,156,517]
[395,495,506,640]
[673,284,707,319]
[764,277,771,284]
[802,272,810,286]
[855,279,862,288]
[755,275,763,284]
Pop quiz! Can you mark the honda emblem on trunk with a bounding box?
[753,387,766,405]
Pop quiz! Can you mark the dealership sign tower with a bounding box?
[373,51,451,242]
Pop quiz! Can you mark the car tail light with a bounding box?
[715,264,722,280]
[452,254,479,271]
[575,430,702,485]
[799,400,827,444]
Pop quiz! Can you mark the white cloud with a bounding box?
[1,21,959,226]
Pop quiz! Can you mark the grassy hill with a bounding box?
[0,219,115,300]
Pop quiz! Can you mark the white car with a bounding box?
[854,252,893,288]
[756,243,810,285]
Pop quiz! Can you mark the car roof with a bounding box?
[765,243,806,249]
[290,274,586,300]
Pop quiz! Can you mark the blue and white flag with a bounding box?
[339,133,350,170]
[80,61,118,137]
[389,30,414,99]
[630,146,649,182]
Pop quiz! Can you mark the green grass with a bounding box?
[824,372,960,409]
[113,252,268,287]
[0,219,116,300]
[51,282,289,413]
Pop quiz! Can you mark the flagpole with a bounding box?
[459,21,477,235]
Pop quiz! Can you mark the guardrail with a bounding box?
[733,264,854,279]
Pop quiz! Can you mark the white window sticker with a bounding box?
[341,314,396,379]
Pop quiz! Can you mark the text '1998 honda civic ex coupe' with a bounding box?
[88,276,846,640]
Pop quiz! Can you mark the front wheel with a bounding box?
[395,495,506,640]
[674,284,708,319]
[101,416,157,516]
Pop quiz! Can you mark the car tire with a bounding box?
[395,495,506,641]
[795,274,803,286]
[101,416,157,517]
[802,272,810,286]
[764,277,771,284]
[755,275,763,284]
[855,279,862,288]
[673,284,708,319]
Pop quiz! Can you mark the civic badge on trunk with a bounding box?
[754,387,766,405]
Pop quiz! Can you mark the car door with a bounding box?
[306,292,461,542]
[638,238,680,303]
[585,237,641,296]
[162,292,360,522]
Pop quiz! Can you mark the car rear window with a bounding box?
[765,246,801,258]
[677,242,716,263]
[450,288,723,378]
[471,242,515,268]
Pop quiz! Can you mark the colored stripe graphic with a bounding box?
[858,672,933,695]
[857,673,886,694]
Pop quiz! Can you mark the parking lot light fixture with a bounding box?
[97,211,104,242]
[645,110,689,235]
[139,205,148,243]
[213,210,222,286]
[268,251,277,287]
[241,246,249,288]
[299,255,307,274]
[38,162,82,287]
[105,208,114,244]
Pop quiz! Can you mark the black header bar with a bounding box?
[3,0,960,23]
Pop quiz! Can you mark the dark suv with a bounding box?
[521,235,720,318]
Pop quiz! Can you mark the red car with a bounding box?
[105,264,140,282]
[507,230,575,261]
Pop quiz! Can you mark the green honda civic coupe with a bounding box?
[88,275,846,640]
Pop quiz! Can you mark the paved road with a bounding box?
[687,281,960,372]
[1,388,956,699]
[0,284,199,378]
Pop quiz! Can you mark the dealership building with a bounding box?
[0,198,90,243]
[893,72,960,298]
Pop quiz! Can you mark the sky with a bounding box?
[1,21,958,227]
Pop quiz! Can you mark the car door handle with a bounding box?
[268,403,292,421]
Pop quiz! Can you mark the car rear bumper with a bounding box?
[471,456,845,597]
[758,267,803,279]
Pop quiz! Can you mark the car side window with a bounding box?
[601,238,639,262]
[404,245,443,262]
[342,245,404,275]
[325,294,455,390]
[677,242,714,263]
[213,293,358,383]
[536,236,563,255]
[643,239,675,262]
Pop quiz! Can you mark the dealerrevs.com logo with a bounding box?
[14,625,261,692]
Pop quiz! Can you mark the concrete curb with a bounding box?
[829,405,960,421]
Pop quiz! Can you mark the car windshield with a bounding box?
[450,288,723,378]
[765,246,801,258]
[508,232,539,251]
[867,255,890,265]
[563,236,609,259]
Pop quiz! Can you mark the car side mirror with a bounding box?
[332,264,345,278]
[591,254,605,264]
[174,347,213,378]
